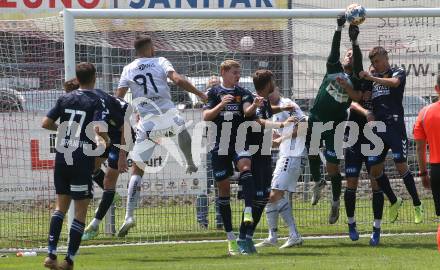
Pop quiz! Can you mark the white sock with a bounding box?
[125,175,142,220]
[373,219,382,228]
[226,231,236,241]
[90,218,101,229]
[278,197,298,238]
[265,202,279,240]
[348,217,355,224]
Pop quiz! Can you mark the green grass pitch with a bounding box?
[1,235,439,270]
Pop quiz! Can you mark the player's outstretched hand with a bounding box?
[253,96,264,107]
[220,94,235,106]
[349,24,359,42]
[359,70,373,81]
[337,14,346,27]
[281,103,295,112]
[199,92,208,103]
[272,137,282,148]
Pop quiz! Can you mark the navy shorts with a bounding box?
[100,129,134,170]
[211,150,250,181]
[54,163,94,200]
[306,114,341,165]
[345,136,371,178]
[101,145,120,170]
[367,118,408,166]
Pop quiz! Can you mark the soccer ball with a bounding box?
[239,36,254,51]
[345,3,366,26]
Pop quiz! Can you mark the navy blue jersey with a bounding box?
[371,67,406,121]
[91,89,128,140]
[349,79,373,126]
[47,89,108,166]
[249,99,273,155]
[204,85,254,152]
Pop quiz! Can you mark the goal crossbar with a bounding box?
[62,7,440,79]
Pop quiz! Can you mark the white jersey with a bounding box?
[273,97,306,157]
[118,57,175,116]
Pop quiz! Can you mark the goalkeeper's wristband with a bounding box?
[352,40,359,46]
[336,26,343,31]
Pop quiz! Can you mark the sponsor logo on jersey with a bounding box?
[346,167,358,174]
[372,84,390,99]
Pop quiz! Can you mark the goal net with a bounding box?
[1,4,440,250]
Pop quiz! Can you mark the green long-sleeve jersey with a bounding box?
[310,30,363,123]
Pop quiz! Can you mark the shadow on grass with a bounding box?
[304,239,436,250]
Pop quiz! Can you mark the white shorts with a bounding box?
[131,112,185,164]
[271,156,302,192]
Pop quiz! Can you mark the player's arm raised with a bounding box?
[202,92,234,121]
[243,97,263,117]
[168,71,208,102]
[360,71,401,88]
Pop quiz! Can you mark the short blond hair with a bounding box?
[220,60,240,73]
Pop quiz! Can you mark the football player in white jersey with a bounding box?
[255,87,306,249]
[115,36,207,237]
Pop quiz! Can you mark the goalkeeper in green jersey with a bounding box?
[306,15,363,224]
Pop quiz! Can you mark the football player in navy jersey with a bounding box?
[43,62,109,270]
[344,65,398,246]
[360,46,423,224]
[81,89,132,241]
[203,60,257,255]
[236,69,296,254]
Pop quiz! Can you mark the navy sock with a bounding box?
[402,171,421,206]
[218,197,232,233]
[376,173,397,204]
[66,219,85,262]
[330,174,342,202]
[344,188,356,219]
[249,200,267,235]
[95,189,115,220]
[92,169,105,190]
[309,156,322,182]
[238,213,247,240]
[372,190,384,220]
[48,210,64,255]
[239,170,255,208]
